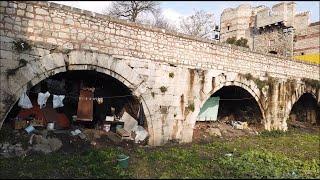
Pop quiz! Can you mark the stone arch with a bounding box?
[204,81,264,119]
[285,85,319,122]
[187,73,266,129]
[1,50,156,145]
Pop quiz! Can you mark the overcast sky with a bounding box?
[50,1,320,26]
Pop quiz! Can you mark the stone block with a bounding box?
[26,12,34,18]
[17,9,25,16]
[35,8,49,15]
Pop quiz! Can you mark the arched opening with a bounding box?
[4,70,148,147]
[288,93,320,128]
[193,85,263,141]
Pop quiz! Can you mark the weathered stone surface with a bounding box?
[35,8,48,15]
[0,1,319,147]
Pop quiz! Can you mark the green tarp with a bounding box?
[197,96,220,121]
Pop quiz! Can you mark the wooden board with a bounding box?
[116,128,130,137]
[77,89,94,121]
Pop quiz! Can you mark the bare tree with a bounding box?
[105,1,160,22]
[179,10,216,39]
[152,12,177,31]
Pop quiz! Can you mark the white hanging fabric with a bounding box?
[18,90,33,109]
[53,95,65,109]
[37,91,50,109]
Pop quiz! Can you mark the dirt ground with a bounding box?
[1,118,319,158]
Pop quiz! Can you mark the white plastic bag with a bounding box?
[53,95,65,108]
[37,91,50,109]
[133,125,148,143]
[18,91,33,109]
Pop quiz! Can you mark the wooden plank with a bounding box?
[116,128,130,137]
[77,88,94,121]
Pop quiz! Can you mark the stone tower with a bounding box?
[220,4,253,48]
[219,1,317,57]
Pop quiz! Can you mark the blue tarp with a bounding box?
[197,96,220,121]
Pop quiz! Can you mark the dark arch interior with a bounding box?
[206,86,263,125]
[289,93,320,125]
[5,70,146,129]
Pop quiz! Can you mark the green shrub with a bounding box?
[13,39,31,52]
[169,72,174,78]
[187,102,195,112]
[219,150,320,178]
[160,86,167,93]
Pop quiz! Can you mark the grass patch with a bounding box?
[0,129,319,179]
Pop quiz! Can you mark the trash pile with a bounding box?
[2,105,148,158]
[193,119,260,141]
[102,112,149,144]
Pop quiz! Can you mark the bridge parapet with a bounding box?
[1,1,319,81]
[1,1,319,145]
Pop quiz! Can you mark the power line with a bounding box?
[26,90,135,99]
[216,97,256,101]
[25,90,257,101]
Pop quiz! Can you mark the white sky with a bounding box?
[50,1,320,26]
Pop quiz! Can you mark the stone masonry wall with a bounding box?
[294,23,320,56]
[254,27,293,56]
[1,1,318,80]
[1,1,319,145]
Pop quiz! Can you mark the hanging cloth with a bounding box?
[137,102,145,126]
[18,90,33,109]
[37,91,50,109]
[98,97,104,104]
[53,95,65,108]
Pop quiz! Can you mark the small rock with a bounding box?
[47,137,62,152]
[33,144,52,154]
[91,141,97,146]
[208,128,222,137]
[78,133,86,140]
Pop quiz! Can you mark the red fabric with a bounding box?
[17,100,46,123]
[17,99,70,129]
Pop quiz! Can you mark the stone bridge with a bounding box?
[1,1,319,146]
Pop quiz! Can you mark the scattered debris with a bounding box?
[25,125,35,134]
[71,129,82,136]
[78,133,86,140]
[120,112,138,133]
[231,121,249,130]
[116,128,131,140]
[133,125,148,143]
[0,142,29,158]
